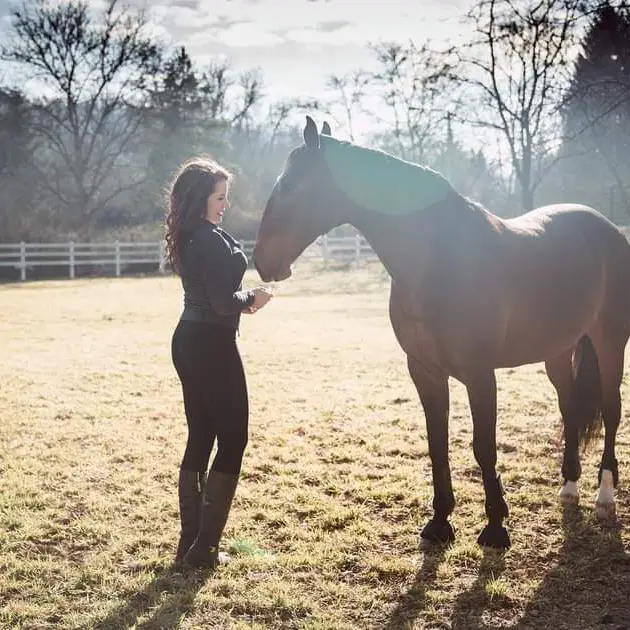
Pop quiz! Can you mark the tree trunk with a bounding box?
[520,151,534,213]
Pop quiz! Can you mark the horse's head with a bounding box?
[253,115,342,282]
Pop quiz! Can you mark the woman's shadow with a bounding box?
[88,563,212,630]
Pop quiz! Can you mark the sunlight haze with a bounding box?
[0,0,471,139]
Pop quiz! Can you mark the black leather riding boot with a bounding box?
[174,469,206,564]
[182,470,239,569]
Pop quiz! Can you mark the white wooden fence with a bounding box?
[0,234,378,281]
[6,226,630,282]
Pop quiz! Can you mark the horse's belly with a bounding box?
[497,267,604,366]
[495,211,613,366]
[496,327,584,367]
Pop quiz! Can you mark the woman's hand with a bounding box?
[244,286,273,313]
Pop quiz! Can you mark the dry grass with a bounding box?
[0,260,628,630]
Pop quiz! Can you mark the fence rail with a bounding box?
[5,226,629,282]
[0,235,378,281]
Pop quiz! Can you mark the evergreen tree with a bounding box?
[0,87,42,240]
[143,46,224,223]
[431,113,512,214]
[559,3,630,219]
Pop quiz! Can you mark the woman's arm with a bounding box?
[196,229,255,315]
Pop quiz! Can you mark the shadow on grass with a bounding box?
[383,543,447,630]
[449,546,507,630]
[513,504,629,630]
[385,503,628,630]
[449,505,628,630]
[89,563,212,630]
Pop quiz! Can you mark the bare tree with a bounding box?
[321,71,370,141]
[199,62,264,129]
[248,97,318,152]
[458,0,589,211]
[368,41,456,164]
[231,69,264,130]
[200,60,233,120]
[1,0,161,236]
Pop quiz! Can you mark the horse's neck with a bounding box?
[345,205,440,282]
[321,137,471,279]
[344,194,487,284]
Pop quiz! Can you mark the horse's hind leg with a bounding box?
[590,333,625,521]
[545,349,582,504]
[407,356,455,545]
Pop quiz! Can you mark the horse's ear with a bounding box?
[321,121,332,136]
[304,115,320,149]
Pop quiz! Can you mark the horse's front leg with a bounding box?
[466,369,511,549]
[407,355,455,545]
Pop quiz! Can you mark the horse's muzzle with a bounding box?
[253,258,268,282]
[253,248,292,282]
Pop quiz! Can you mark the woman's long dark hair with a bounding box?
[164,157,232,275]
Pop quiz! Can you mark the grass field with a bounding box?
[0,262,629,630]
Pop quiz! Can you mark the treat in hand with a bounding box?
[245,286,273,313]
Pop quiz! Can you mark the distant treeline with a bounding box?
[1,0,629,243]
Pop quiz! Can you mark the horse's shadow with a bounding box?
[449,546,506,630]
[385,505,629,630]
[514,504,629,630]
[382,538,508,630]
[383,543,448,630]
[89,563,211,630]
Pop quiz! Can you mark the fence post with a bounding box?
[115,241,121,277]
[20,241,26,281]
[355,234,361,268]
[158,241,166,274]
[69,241,75,279]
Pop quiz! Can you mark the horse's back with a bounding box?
[506,203,618,236]
[488,203,630,364]
[504,203,630,271]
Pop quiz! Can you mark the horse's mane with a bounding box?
[320,135,458,216]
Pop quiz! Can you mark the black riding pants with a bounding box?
[171,320,249,475]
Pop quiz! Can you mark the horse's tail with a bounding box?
[569,335,603,449]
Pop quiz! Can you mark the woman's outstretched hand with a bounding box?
[243,286,273,314]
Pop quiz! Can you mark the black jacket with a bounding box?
[179,220,254,329]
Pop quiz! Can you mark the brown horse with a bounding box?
[253,115,630,549]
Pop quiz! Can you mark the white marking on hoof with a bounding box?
[559,481,579,504]
[595,469,616,521]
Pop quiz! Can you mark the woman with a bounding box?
[164,156,272,569]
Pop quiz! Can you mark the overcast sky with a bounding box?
[0,0,471,105]
[143,0,470,100]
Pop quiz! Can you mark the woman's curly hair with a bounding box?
[164,157,232,275]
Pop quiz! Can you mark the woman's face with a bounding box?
[205,179,229,225]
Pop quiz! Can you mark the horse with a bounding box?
[252,115,630,549]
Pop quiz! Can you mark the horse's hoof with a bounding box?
[558,481,579,505]
[419,518,455,546]
[595,500,617,523]
[477,523,511,550]
[595,472,616,523]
